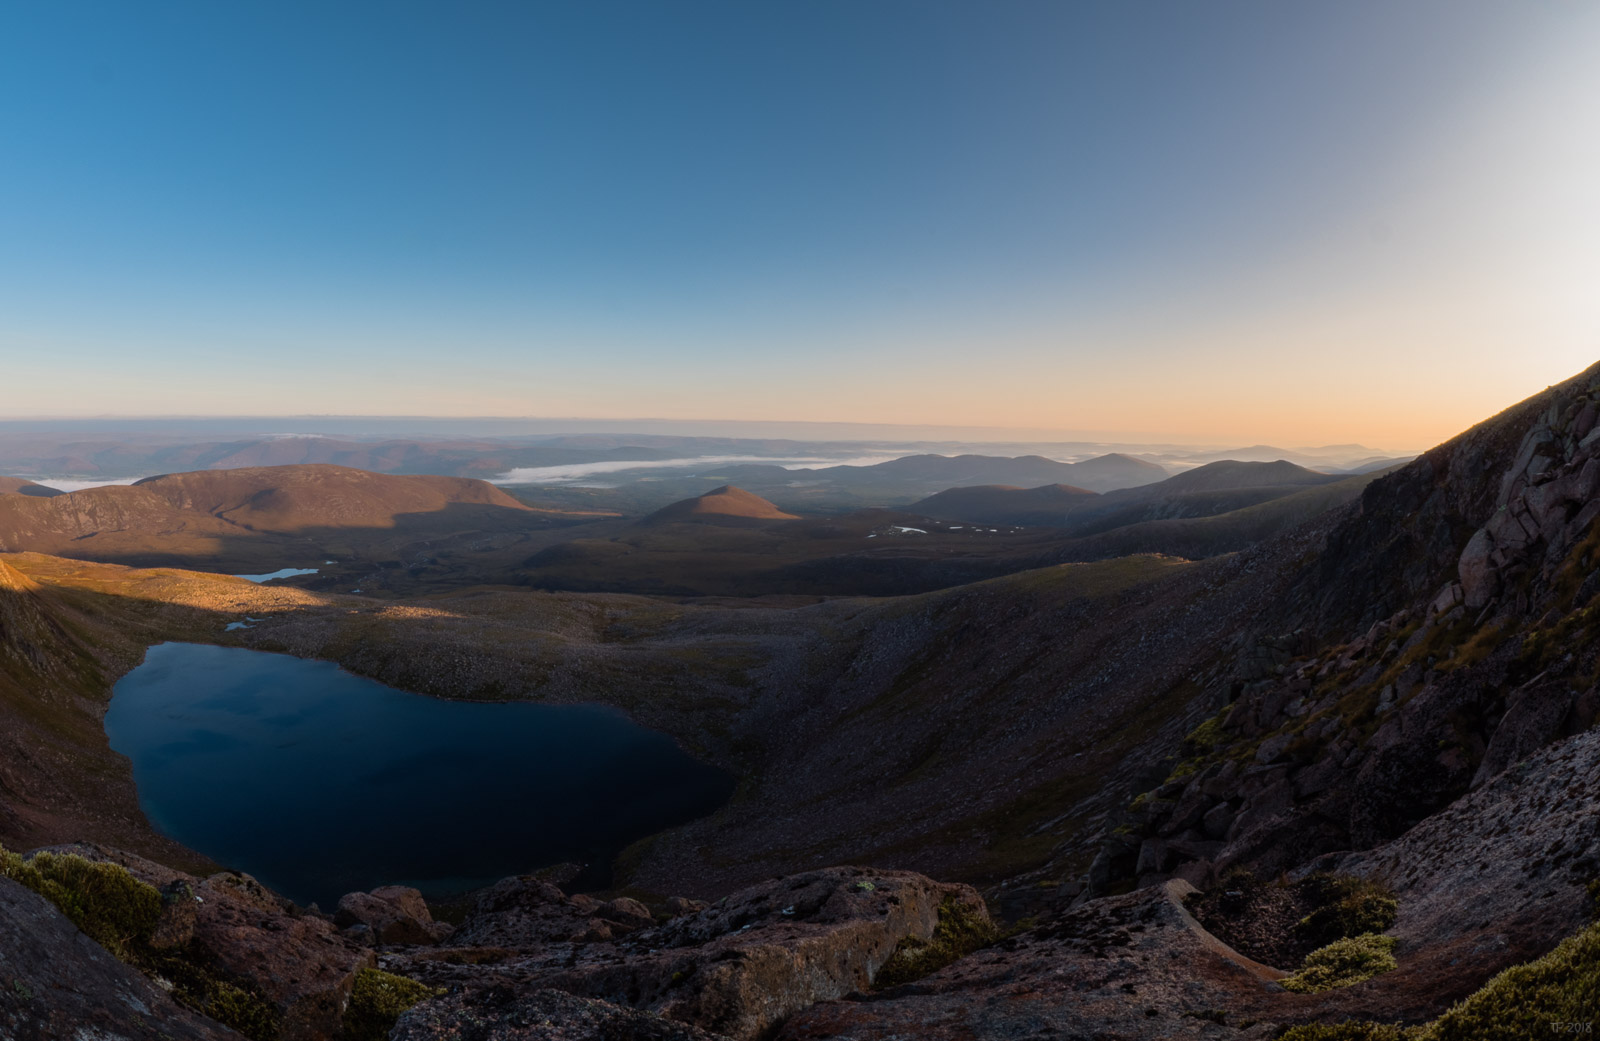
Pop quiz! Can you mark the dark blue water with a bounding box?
[106,643,733,907]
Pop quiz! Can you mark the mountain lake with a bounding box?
[105,642,734,907]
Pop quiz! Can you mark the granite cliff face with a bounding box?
[1109,362,1600,894]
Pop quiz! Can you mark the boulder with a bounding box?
[665,896,710,917]
[0,876,242,1041]
[189,872,377,1041]
[336,888,453,946]
[449,874,600,947]
[371,885,433,922]
[596,896,656,932]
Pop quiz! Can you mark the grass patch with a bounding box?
[1294,874,1399,949]
[342,968,439,1041]
[0,845,159,961]
[873,897,1000,989]
[1281,934,1398,993]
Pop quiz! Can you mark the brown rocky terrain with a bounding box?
[2,365,1600,1036]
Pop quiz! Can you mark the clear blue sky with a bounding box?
[2,1,1596,446]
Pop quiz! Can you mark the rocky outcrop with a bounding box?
[336,885,454,946]
[391,867,987,1041]
[0,875,242,1041]
[41,844,375,1041]
[1457,387,1600,609]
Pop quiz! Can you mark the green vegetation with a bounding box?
[0,843,279,1041]
[156,967,280,1041]
[873,897,1000,989]
[1280,934,1398,993]
[1295,874,1399,948]
[0,844,159,961]
[1426,918,1600,1040]
[342,968,439,1041]
[1183,714,1227,755]
[1281,917,1600,1039]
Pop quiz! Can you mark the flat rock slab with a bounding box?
[394,986,728,1041]
[0,876,243,1041]
[776,884,1285,1041]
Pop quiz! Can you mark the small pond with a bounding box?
[105,643,733,907]
[231,567,320,582]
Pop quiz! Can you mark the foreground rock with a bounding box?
[0,875,243,1041]
[40,844,375,1041]
[393,986,726,1040]
[392,866,987,1040]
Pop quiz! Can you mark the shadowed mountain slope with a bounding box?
[0,477,63,498]
[129,464,532,530]
[909,483,1097,526]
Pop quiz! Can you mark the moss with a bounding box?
[160,969,279,1041]
[1425,919,1600,1041]
[0,844,160,961]
[1294,874,1399,948]
[342,968,439,1041]
[1281,934,1398,993]
[1288,918,1600,1040]
[873,897,1000,989]
[1184,715,1227,755]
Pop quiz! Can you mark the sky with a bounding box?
[1,1,1597,449]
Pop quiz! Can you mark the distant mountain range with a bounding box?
[907,460,1347,530]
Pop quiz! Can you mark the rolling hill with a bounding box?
[0,464,602,573]
[640,486,800,526]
